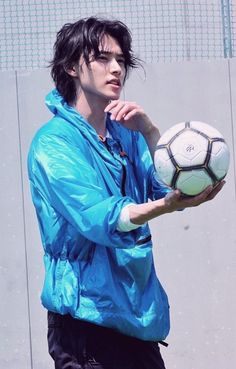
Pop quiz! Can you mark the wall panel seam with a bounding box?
[227,59,236,200]
[15,71,34,369]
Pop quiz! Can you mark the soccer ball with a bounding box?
[154,121,230,196]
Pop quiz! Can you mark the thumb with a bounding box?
[170,189,181,200]
[165,189,181,207]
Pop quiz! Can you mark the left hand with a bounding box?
[105,100,161,160]
[164,180,226,213]
[104,100,156,136]
[128,180,225,225]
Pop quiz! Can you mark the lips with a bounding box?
[107,79,121,86]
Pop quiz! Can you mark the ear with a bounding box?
[66,66,78,77]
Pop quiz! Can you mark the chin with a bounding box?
[104,87,121,100]
[96,88,121,103]
[108,92,121,100]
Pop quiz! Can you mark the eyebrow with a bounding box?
[99,50,125,58]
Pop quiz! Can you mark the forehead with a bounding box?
[99,34,123,54]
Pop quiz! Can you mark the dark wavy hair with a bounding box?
[49,16,141,104]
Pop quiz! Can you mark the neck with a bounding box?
[74,91,109,136]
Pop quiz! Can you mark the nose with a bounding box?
[110,58,122,75]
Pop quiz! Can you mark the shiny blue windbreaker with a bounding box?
[27,89,170,341]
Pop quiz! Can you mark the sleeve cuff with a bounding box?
[117,204,144,232]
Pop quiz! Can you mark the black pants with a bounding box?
[47,311,166,369]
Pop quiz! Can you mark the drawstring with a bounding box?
[98,135,128,196]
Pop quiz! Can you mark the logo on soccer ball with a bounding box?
[186,144,195,153]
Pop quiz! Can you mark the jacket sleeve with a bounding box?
[132,132,171,201]
[28,133,140,248]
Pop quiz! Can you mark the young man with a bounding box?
[28,17,224,369]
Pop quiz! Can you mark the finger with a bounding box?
[179,186,213,207]
[200,185,214,198]
[105,101,126,120]
[164,189,181,207]
[104,100,120,112]
[110,101,128,120]
[116,105,139,122]
[214,180,225,189]
[109,102,139,121]
[123,108,140,121]
[206,180,225,200]
[196,185,214,204]
[184,182,223,206]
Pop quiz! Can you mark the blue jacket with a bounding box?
[27,89,170,341]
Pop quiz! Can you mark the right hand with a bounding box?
[104,100,157,136]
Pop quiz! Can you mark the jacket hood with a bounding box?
[45,89,98,139]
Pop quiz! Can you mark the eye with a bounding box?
[117,58,125,65]
[97,54,108,61]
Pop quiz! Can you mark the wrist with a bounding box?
[163,190,182,213]
[142,124,160,139]
[142,125,161,161]
[128,198,173,225]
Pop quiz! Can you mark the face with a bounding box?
[73,35,126,103]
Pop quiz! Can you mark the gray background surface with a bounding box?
[0,59,236,369]
[1,0,233,69]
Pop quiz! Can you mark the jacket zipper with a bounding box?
[120,163,126,196]
[101,138,127,196]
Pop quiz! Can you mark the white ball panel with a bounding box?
[174,151,207,167]
[170,130,208,165]
[176,170,213,196]
[154,148,176,186]
[209,141,230,179]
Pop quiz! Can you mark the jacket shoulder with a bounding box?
[30,116,84,150]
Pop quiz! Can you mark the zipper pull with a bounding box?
[98,134,106,143]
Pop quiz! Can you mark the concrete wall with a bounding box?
[0,59,235,369]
